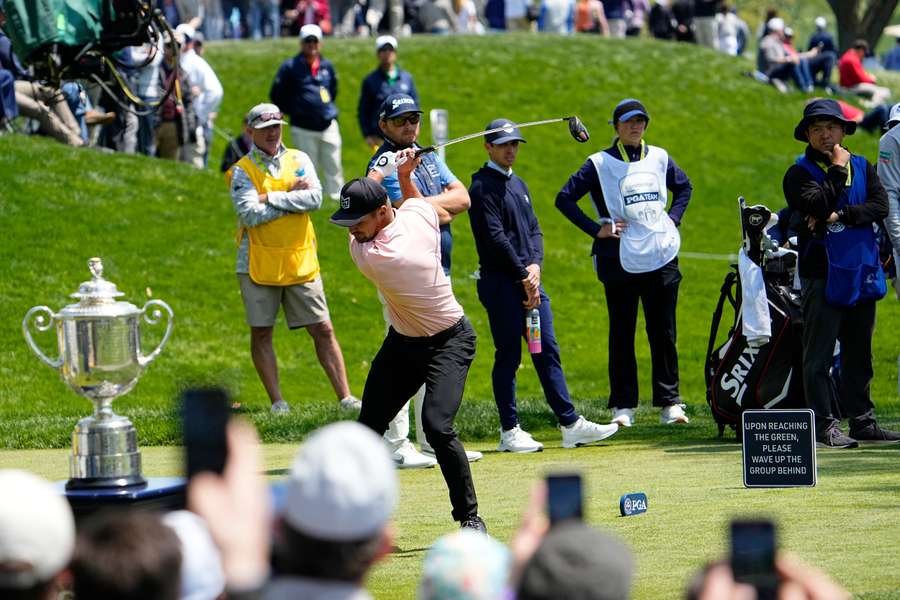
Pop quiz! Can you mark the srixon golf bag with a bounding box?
[705,199,806,438]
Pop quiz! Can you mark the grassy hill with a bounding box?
[3,33,900,449]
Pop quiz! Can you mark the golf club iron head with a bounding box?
[568,116,590,143]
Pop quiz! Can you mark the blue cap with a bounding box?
[379,94,422,120]
[609,98,650,126]
[484,118,526,145]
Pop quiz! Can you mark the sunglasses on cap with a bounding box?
[252,111,283,124]
[388,114,421,127]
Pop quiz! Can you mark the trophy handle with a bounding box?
[138,300,174,368]
[22,306,63,369]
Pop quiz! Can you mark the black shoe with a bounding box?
[816,427,859,449]
[460,515,487,534]
[849,423,900,444]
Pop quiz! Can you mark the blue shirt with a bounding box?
[270,55,338,132]
[807,31,836,54]
[357,67,418,138]
[883,45,900,71]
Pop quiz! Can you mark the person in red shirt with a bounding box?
[838,40,891,107]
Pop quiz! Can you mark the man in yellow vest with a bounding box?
[230,102,359,414]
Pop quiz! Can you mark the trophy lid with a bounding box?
[58,258,141,318]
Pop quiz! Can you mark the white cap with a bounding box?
[162,511,225,600]
[247,102,287,129]
[784,26,794,37]
[0,470,75,589]
[887,103,900,128]
[767,17,784,33]
[174,23,196,43]
[283,421,398,542]
[299,23,323,41]
[814,16,827,29]
[376,35,398,51]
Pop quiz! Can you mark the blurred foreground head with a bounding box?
[0,470,75,600]
[418,529,512,600]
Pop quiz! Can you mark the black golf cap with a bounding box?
[484,118,527,144]
[379,93,422,120]
[609,98,650,126]
[794,98,857,141]
[330,178,390,227]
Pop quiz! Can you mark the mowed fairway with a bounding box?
[2,32,900,598]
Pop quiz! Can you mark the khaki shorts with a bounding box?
[238,274,330,329]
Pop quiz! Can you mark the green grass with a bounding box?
[2,431,900,599]
[3,32,900,599]
[3,33,899,448]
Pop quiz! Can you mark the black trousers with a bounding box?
[800,278,877,436]
[358,317,478,522]
[600,258,682,409]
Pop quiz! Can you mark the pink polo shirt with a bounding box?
[350,198,464,337]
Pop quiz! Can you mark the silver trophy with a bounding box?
[22,258,173,489]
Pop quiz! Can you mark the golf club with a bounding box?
[415,116,590,157]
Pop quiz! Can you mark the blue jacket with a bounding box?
[270,55,338,132]
[0,32,28,80]
[357,67,418,138]
[469,164,544,280]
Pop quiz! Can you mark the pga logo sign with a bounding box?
[619,492,648,516]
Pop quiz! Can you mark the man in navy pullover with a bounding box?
[357,35,418,150]
[555,99,692,428]
[469,118,619,453]
[270,24,343,200]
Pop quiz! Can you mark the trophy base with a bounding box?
[58,476,186,519]
[65,474,147,490]
[70,413,145,485]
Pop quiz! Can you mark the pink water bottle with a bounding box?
[526,308,542,354]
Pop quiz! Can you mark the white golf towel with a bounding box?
[738,248,770,347]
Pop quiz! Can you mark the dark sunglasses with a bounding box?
[388,114,421,127]
[252,112,282,125]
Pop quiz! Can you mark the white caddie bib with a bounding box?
[590,145,680,273]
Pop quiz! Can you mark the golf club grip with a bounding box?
[415,146,437,157]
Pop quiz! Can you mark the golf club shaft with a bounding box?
[416,117,573,156]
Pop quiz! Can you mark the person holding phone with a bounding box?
[555,98,693,429]
[468,118,619,453]
[783,99,900,448]
[330,174,485,533]
[230,102,359,415]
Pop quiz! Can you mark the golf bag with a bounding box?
[705,199,806,438]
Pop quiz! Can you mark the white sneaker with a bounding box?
[561,416,619,448]
[660,403,690,425]
[339,395,362,411]
[391,439,437,469]
[421,441,483,463]
[270,400,290,414]
[498,425,544,453]
[611,408,635,428]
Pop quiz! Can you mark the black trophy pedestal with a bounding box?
[56,477,186,519]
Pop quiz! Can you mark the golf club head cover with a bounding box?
[371,151,408,178]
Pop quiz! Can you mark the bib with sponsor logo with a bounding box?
[591,144,680,273]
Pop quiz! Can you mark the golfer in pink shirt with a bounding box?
[330,174,485,533]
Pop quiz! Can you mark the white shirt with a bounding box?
[179,47,224,123]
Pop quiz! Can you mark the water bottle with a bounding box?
[526,308,542,354]
[295,166,305,177]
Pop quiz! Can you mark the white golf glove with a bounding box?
[371,151,408,178]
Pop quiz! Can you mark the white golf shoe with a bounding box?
[561,416,619,448]
[498,425,544,453]
[421,441,483,462]
[270,400,290,414]
[391,439,437,469]
[660,403,690,425]
[339,395,362,411]
[611,408,635,427]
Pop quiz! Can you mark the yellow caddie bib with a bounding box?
[235,150,320,286]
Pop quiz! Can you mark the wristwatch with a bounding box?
[598,217,614,226]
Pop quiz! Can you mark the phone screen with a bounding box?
[730,520,777,594]
[547,474,583,525]
[180,387,230,478]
